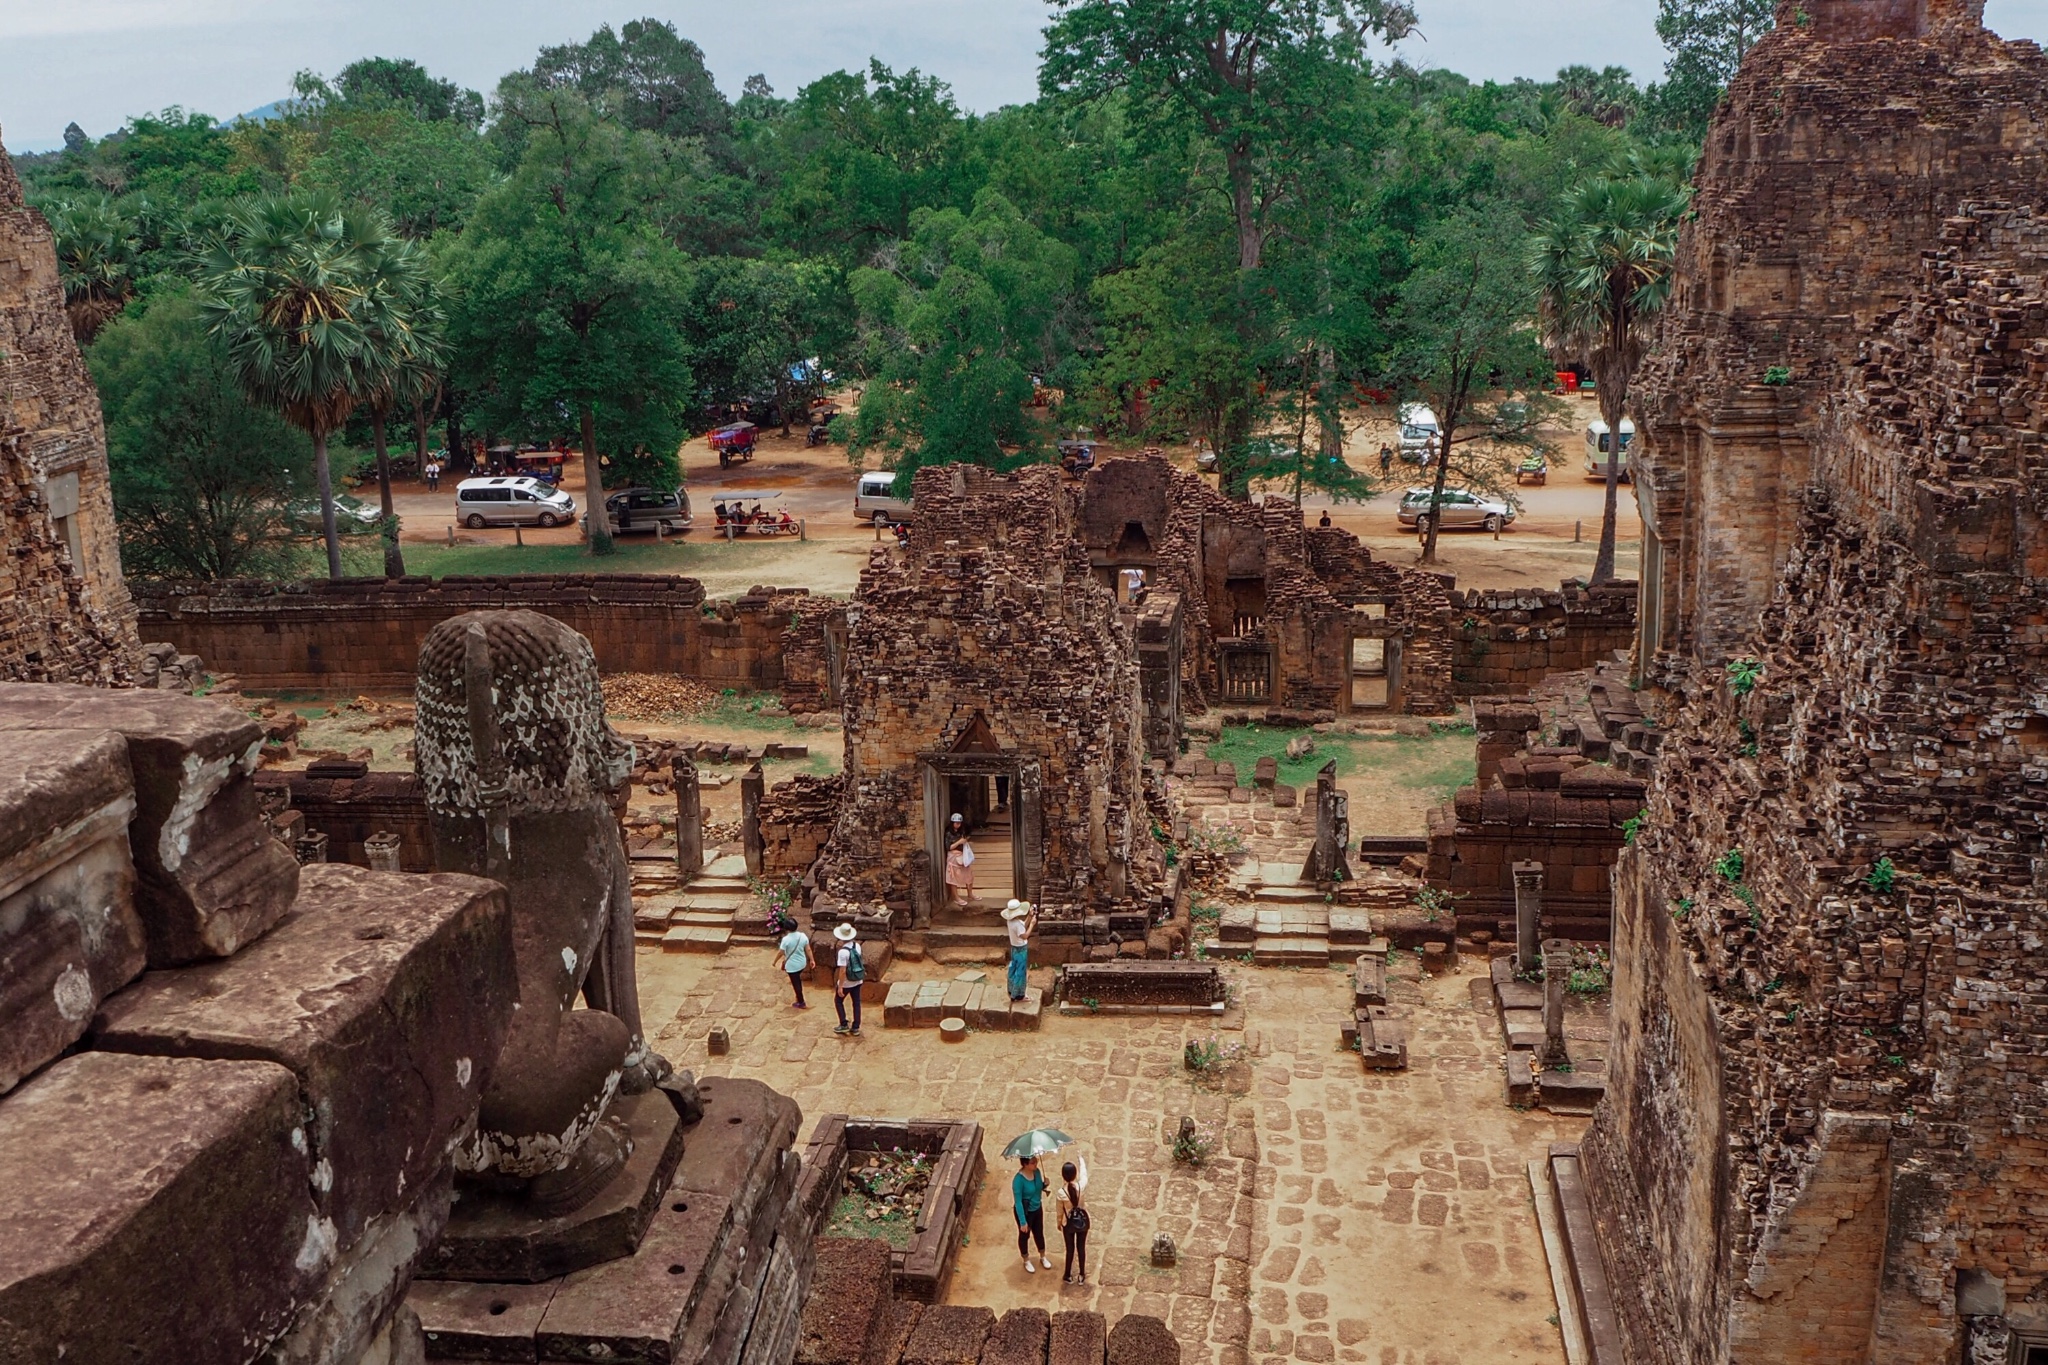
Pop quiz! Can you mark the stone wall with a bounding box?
[132,576,820,693]
[0,134,137,683]
[1582,12,2048,1362]
[255,766,434,873]
[1450,583,1638,698]
[759,773,845,880]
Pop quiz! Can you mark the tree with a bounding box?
[1382,202,1559,564]
[332,56,485,126]
[1654,0,1774,132]
[682,256,846,435]
[1042,0,1416,273]
[355,234,447,577]
[1532,173,1689,583]
[494,19,735,166]
[197,191,435,579]
[445,89,693,555]
[42,195,137,343]
[846,190,1078,478]
[89,289,314,579]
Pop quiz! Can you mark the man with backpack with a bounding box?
[832,921,865,1036]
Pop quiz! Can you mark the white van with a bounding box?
[455,476,577,528]
[1398,404,1440,461]
[854,470,913,525]
[1584,418,1637,481]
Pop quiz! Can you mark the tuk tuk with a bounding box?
[1515,452,1548,486]
[711,422,758,468]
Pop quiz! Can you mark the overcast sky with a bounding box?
[6,0,2048,152]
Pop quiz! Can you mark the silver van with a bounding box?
[455,476,577,528]
[605,486,691,535]
[854,470,912,525]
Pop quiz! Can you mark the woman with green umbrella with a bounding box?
[1006,1127,1070,1275]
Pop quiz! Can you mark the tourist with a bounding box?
[1013,1155,1051,1274]
[1056,1155,1090,1285]
[1317,509,1332,528]
[944,812,976,905]
[832,921,865,1036]
[424,457,441,491]
[1002,899,1037,1001]
[1378,443,1393,477]
[775,915,810,1009]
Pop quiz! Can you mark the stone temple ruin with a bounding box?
[11,1,2048,1356]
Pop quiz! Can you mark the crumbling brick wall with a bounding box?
[759,773,845,880]
[132,575,813,693]
[1076,453,1456,716]
[779,595,848,717]
[1585,19,2048,1362]
[1450,583,1638,697]
[0,135,136,682]
[812,465,1165,918]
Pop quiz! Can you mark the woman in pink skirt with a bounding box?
[944,812,977,904]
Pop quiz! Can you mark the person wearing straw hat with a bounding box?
[831,921,865,1036]
[1001,900,1037,1002]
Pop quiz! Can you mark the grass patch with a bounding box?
[824,1192,918,1249]
[699,690,809,734]
[1203,723,1476,797]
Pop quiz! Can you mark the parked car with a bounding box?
[289,493,383,536]
[455,476,577,529]
[1398,404,1440,462]
[605,486,691,535]
[1584,418,1636,481]
[854,470,912,525]
[1396,486,1515,533]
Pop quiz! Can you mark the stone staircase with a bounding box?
[631,854,762,953]
[1203,861,1423,966]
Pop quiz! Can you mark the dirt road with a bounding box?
[374,392,1639,596]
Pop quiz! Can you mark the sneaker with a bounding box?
[833,1024,850,1035]
[1042,1256,1053,1270]
[792,1002,808,1009]
[849,1027,862,1036]
[1024,1261,1036,1274]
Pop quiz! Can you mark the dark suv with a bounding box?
[604,487,691,534]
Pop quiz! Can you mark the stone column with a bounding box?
[364,830,402,872]
[1541,936,1570,1068]
[1512,860,1544,971]
[741,763,765,878]
[673,753,702,882]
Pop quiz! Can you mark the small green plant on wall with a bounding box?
[1727,659,1763,696]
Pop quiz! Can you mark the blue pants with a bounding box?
[1008,944,1028,1000]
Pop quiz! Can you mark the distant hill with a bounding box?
[234,99,292,125]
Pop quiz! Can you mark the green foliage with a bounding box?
[1171,1120,1214,1165]
[1622,809,1648,844]
[1866,857,1899,895]
[444,88,693,547]
[90,288,316,579]
[1183,1037,1244,1073]
[330,57,486,126]
[1714,847,1745,883]
[1727,658,1763,696]
[1654,0,1775,136]
[1565,946,1612,997]
[1762,365,1792,386]
[1413,886,1457,922]
[848,191,1077,476]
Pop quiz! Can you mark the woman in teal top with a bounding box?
[1012,1155,1051,1272]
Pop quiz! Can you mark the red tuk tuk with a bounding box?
[710,422,758,468]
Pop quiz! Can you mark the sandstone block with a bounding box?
[983,1307,1052,1365]
[1049,1310,1108,1365]
[797,1237,896,1365]
[0,683,300,964]
[884,980,918,1028]
[1106,1313,1180,1365]
[900,1304,995,1365]
[0,728,146,1094]
[93,864,517,1250]
[0,1051,319,1364]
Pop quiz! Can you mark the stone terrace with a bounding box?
[639,946,1584,1364]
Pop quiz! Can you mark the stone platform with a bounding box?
[883,974,1044,1031]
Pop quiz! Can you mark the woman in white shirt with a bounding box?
[1056,1155,1090,1285]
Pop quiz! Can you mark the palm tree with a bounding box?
[1531,173,1690,584]
[45,196,137,344]
[357,236,448,578]
[197,192,433,580]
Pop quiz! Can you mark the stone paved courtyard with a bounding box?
[641,948,1585,1364]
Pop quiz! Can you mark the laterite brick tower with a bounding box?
[1590,3,2048,1362]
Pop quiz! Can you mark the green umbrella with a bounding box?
[1002,1128,1074,1160]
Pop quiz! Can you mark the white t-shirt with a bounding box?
[1007,917,1030,949]
[1056,1156,1089,1211]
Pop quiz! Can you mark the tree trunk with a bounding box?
[1226,145,1263,272]
[413,407,430,467]
[371,411,405,579]
[581,404,614,556]
[313,430,342,581]
[1592,369,1626,585]
[1420,399,1459,566]
[1317,344,1345,462]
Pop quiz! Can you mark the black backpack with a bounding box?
[1065,1182,1088,1232]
